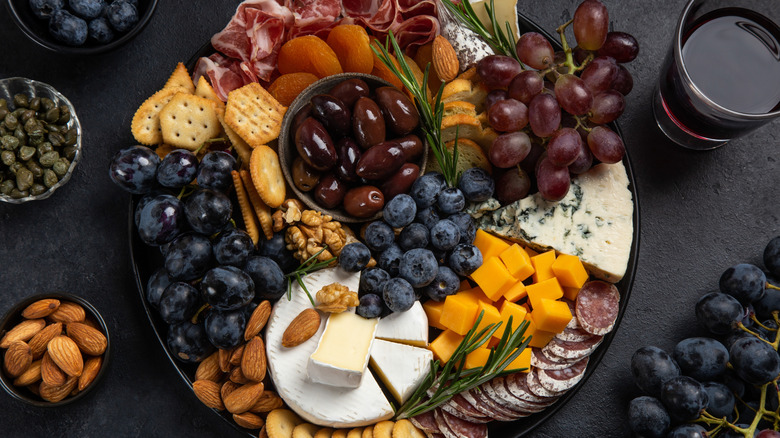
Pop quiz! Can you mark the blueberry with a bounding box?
[87,17,114,43]
[410,172,444,208]
[458,168,495,202]
[364,221,394,252]
[448,212,477,244]
[159,282,201,324]
[243,256,285,301]
[415,206,440,230]
[29,0,65,19]
[69,0,106,19]
[430,219,460,251]
[48,9,88,45]
[448,244,483,276]
[359,268,390,297]
[357,294,384,318]
[164,233,213,281]
[196,151,236,193]
[105,0,138,32]
[213,228,254,267]
[167,320,213,363]
[146,267,172,309]
[398,223,429,251]
[424,266,460,302]
[257,231,297,274]
[383,278,415,312]
[339,242,372,272]
[156,149,198,188]
[184,188,233,235]
[378,243,403,277]
[437,187,466,215]
[383,194,416,228]
[398,248,438,287]
[204,308,246,350]
[200,266,255,310]
[108,145,159,194]
[430,247,448,263]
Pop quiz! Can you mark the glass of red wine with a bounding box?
[653,0,780,150]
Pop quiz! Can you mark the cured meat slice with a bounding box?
[564,299,581,330]
[542,335,603,361]
[539,345,582,365]
[504,372,557,405]
[397,0,435,17]
[355,0,402,33]
[193,54,253,102]
[435,408,488,438]
[410,411,441,437]
[287,0,342,39]
[442,394,492,423]
[342,0,382,17]
[527,369,566,399]
[486,377,548,414]
[537,357,589,393]
[394,15,439,52]
[433,408,459,438]
[555,326,594,342]
[479,380,531,418]
[531,348,579,370]
[575,280,620,336]
[461,387,518,421]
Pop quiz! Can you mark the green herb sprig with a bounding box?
[440,0,520,63]
[395,312,531,419]
[285,246,337,306]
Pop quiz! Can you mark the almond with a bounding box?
[249,390,284,413]
[221,380,240,401]
[40,376,78,403]
[78,356,102,391]
[4,341,32,378]
[66,322,107,356]
[433,35,460,83]
[13,359,41,387]
[47,336,83,377]
[0,319,46,348]
[282,309,320,348]
[224,381,264,414]
[28,322,62,359]
[229,345,245,367]
[21,299,60,319]
[233,412,264,429]
[218,348,233,373]
[195,352,222,382]
[41,351,66,386]
[48,302,85,324]
[241,336,267,383]
[27,382,41,397]
[193,380,225,411]
[229,366,249,385]
[244,300,272,341]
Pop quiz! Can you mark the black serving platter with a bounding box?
[130,9,640,438]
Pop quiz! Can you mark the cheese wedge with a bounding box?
[369,339,432,404]
[374,301,428,347]
[309,312,378,388]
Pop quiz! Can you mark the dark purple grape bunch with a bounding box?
[628,237,780,438]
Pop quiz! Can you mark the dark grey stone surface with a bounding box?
[0,1,777,437]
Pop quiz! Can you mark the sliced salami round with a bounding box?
[563,299,581,329]
[442,394,492,423]
[527,369,567,398]
[410,411,440,436]
[532,348,579,370]
[463,387,522,421]
[542,335,603,360]
[555,326,594,342]
[539,347,581,365]
[480,379,530,417]
[488,377,550,413]
[433,408,459,438]
[505,372,559,404]
[537,356,589,392]
[436,407,489,438]
[576,280,620,335]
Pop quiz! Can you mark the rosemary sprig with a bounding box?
[395,312,531,419]
[440,0,520,63]
[370,32,460,188]
[284,246,337,306]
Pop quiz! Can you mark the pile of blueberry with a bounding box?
[29,0,140,46]
[628,237,780,438]
[336,167,495,319]
[109,145,297,363]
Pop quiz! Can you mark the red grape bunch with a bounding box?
[475,0,638,202]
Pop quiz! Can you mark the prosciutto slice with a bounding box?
[287,0,342,39]
[193,53,254,101]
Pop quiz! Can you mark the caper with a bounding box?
[41,98,55,112]
[43,169,58,188]
[10,188,28,199]
[28,97,41,112]
[39,151,59,167]
[1,150,15,166]
[9,162,23,174]
[0,99,6,110]
[28,134,43,147]
[24,118,42,136]
[5,113,18,130]
[2,135,19,150]
[29,184,46,196]
[0,180,13,195]
[53,158,69,176]
[37,142,53,157]
[62,145,77,161]
[13,94,29,108]
[0,108,8,121]
[48,132,64,147]
[26,160,42,178]
[44,107,60,124]
[64,128,78,146]
[18,146,35,162]
[16,167,33,191]
[20,109,35,124]
[57,106,70,124]
[12,108,25,117]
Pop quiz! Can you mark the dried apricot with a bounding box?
[369,39,405,91]
[268,73,320,107]
[278,36,343,78]
[326,25,374,74]
[414,42,442,93]
[402,53,431,102]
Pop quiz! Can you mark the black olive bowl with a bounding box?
[0,292,110,407]
[5,0,158,55]
[278,72,428,224]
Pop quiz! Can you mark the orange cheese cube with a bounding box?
[528,329,557,348]
[532,298,572,333]
[496,301,528,339]
[499,244,535,281]
[441,293,479,335]
[526,278,564,310]
[503,281,527,302]
[473,229,511,261]
[471,258,517,301]
[459,279,472,292]
[552,254,589,289]
[423,300,447,330]
[474,301,502,336]
[460,287,491,304]
[531,250,556,283]
[563,286,581,301]
[524,247,539,257]
[429,329,464,363]
[464,347,491,369]
[504,347,532,372]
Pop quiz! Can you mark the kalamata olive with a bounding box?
[352,97,386,149]
[381,163,420,201]
[295,117,337,171]
[292,157,321,192]
[375,87,420,136]
[329,79,370,109]
[396,134,424,162]
[314,174,348,209]
[343,186,385,218]
[335,137,361,183]
[310,94,351,138]
[291,103,312,134]
[356,141,405,180]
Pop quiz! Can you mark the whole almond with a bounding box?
[4,341,32,378]
[21,299,60,319]
[47,336,83,377]
[229,366,249,385]
[13,359,41,387]
[41,352,66,386]
[218,348,233,373]
[27,382,41,397]
[221,380,240,401]
[233,412,264,429]
[249,390,284,413]
[259,425,268,438]
[229,345,245,367]
[244,300,271,341]
[195,352,222,382]
[66,322,107,356]
[48,302,85,324]
[241,336,266,383]
[224,381,264,414]
[193,380,225,411]
[0,319,46,348]
[78,356,102,391]
[432,35,459,82]
[28,322,63,359]
[40,376,78,403]
[282,309,320,348]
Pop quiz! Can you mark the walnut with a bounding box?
[316,283,359,313]
[284,210,349,263]
[272,199,304,232]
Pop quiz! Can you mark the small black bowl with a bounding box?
[0,292,110,407]
[5,0,158,55]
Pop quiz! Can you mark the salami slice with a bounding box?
[555,325,595,342]
[480,380,531,418]
[442,394,492,423]
[563,299,581,330]
[537,357,589,393]
[433,408,459,438]
[490,377,551,413]
[527,369,567,398]
[504,372,558,405]
[542,335,603,361]
[438,408,489,438]
[531,348,579,370]
[410,411,439,436]
[575,280,620,336]
[462,387,519,421]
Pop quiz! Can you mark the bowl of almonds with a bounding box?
[0,293,109,406]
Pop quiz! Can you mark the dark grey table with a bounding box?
[0,1,777,436]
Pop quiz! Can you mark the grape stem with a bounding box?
[767,282,780,291]
[555,19,579,74]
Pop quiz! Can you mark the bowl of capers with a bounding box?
[0,77,81,203]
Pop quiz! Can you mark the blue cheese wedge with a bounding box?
[369,339,433,403]
[474,163,634,282]
[374,301,429,347]
[308,312,378,388]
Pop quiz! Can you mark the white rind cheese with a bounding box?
[374,301,429,347]
[473,163,634,282]
[369,339,433,404]
[308,312,378,388]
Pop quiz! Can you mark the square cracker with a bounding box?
[164,62,195,94]
[216,107,251,165]
[225,82,286,148]
[159,93,222,150]
[131,87,184,145]
[196,76,225,111]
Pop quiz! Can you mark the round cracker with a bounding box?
[250,145,286,208]
[372,421,394,438]
[266,408,304,438]
[292,422,321,438]
[391,419,425,438]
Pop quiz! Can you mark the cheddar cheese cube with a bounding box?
[499,244,535,281]
[504,281,527,302]
[563,286,581,301]
[459,279,472,292]
[441,293,479,335]
[531,250,556,283]
[526,277,564,310]
[496,300,528,339]
[464,347,491,369]
[505,347,532,372]
[429,329,464,363]
[423,300,447,330]
[532,298,573,333]
[471,258,517,301]
[528,329,557,348]
[552,254,589,289]
[460,287,491,304]
[474,301,502,336]
[473,229,511,261]
[524,247,539,257]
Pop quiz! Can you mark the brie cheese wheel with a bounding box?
[374,301,429,347]
[265,268,393,427]
[369,339,433,404]
[475,163,634,282]
[308,312,378,388]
